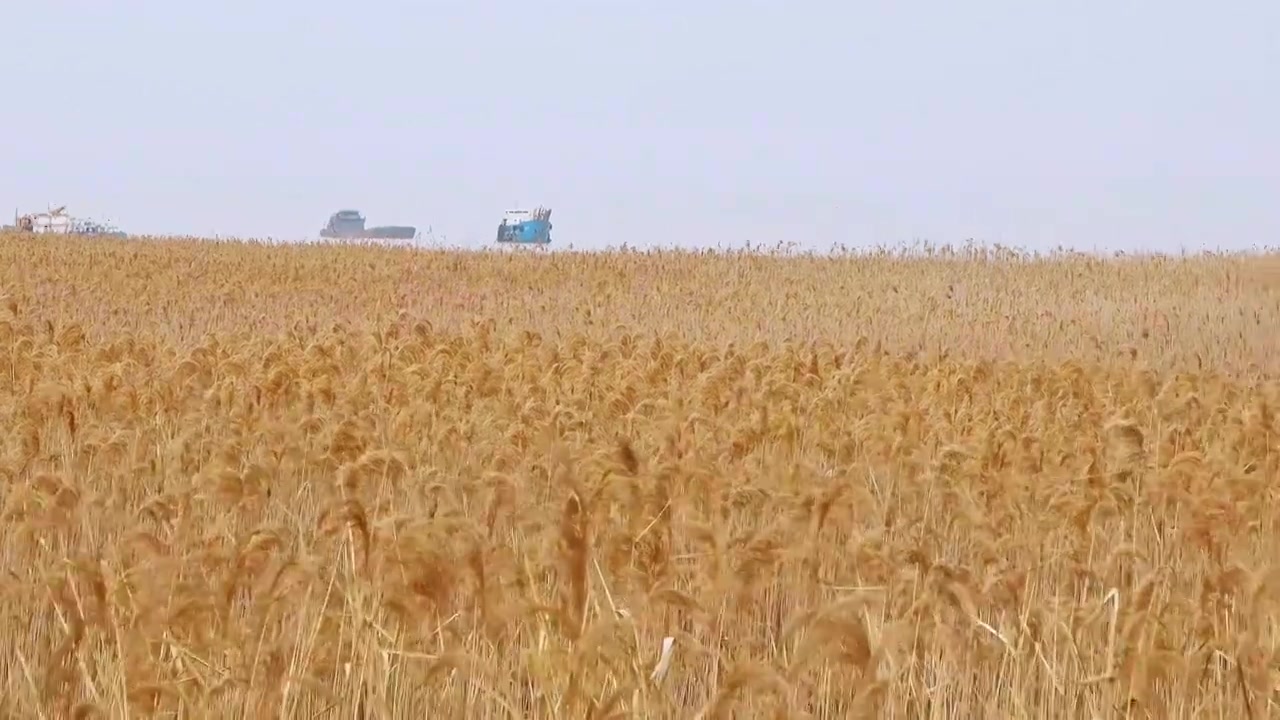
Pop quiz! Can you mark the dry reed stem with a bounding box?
[2,233,1280,717]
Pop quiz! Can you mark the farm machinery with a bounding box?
[495,206,552,245]
[319,209,417,240]
[7,204,126,236]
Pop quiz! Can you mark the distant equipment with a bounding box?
[495,206,552,245]
[319,209,417,240]
[7,204,126,236]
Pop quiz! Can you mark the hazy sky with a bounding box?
[3,1,1276,252]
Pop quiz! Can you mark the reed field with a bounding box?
[5,232,1280,718]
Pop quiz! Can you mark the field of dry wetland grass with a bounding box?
[5,232,1280,718]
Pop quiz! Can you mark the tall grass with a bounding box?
[3,233,1280,717]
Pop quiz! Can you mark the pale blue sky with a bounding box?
[3,1,1276,251]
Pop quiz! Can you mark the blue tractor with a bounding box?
[495,206,552,245]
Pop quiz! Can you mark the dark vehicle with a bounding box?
[319,209,416,240]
